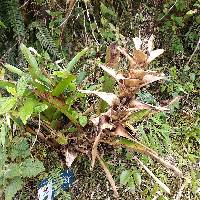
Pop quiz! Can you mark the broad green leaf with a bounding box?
[4,163,21,179]
[0,97,17,115]
[66,47,88,72]
[17,75,31,96]
[126,109,150,124]
[19,98,35,124]
[52,75,75,97]
[0,80,16,89]
[120,170,132,185]
[10,138,30,161]
[127,177,135,194]
[6,87,17,95]
[0,20,6,28]
[4,64,24,76]
[79,115,88,127]
[0,124,7,147]
[53,71,70,78]
[5,177,23,200]
[20,158,45,178]
[20,43,39,79]
[34,103,48,113]
[133,171,142,186]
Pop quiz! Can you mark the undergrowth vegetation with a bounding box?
[0,0,199,199]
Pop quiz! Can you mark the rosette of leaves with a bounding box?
[79,35,182,197]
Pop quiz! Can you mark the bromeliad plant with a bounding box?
[79,35,183,197]
[0,35,182,199]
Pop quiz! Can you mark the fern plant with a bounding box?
[0,0,25,39]
[31,22,61,59]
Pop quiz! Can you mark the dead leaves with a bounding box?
[64,149,77,167]
[97,154,119,198]
[79,90,120,106]
[78,35,182,198]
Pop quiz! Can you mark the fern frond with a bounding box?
[31,22,61,59]
[0,0,25,39]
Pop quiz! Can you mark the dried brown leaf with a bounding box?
[124,79,141,88]
[148,35,154,53]
[116,46,136,68]
[91,115,112,169]
[64,149,77,167]
[133,50,147,65]
[97,154,119,198]
[91,130,102,169]
[100,64,125,81]
[118,138,183,177]
[134,156,171,194]
[79,90,120,106]
[147,49,164,63]
[133,37,142,50]
[106,43,120,68]
[129,69,145,80]
[129,100,169,111]
[141,73,165,87]
[114,124,133,140]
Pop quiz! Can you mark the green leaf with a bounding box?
[4,163,21,179]
[17,75,31,96]
[79,115,88,127]
[20,43,39,79]
[20,44,51,85]
[19,98,35,124]
[126,109,150,124]
[0,97,17,115]
[4,64,24,76]
[66,47,88,72]
[5,177,23,200]
[0,146,6,168]
[34,103,48,113]
[52,75,75,97]
[0,124,8,147]
[0,20,6,28]
[133,171,142,186]
[120,170,132,185]
[20,158,45,178]
[127,177,135,194]
[0,80,16,89]
[6,87,17,95]
[10,138,30,161]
